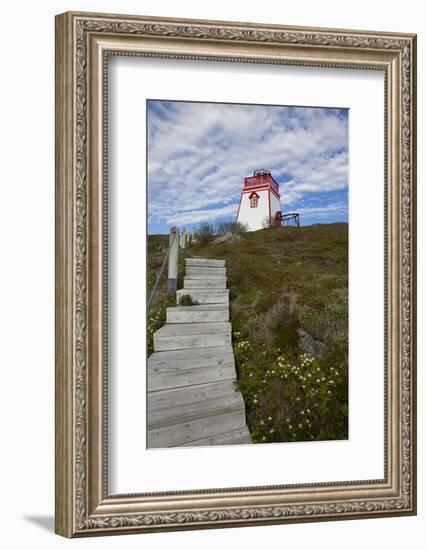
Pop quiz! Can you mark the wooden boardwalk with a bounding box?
[147,258,252,448]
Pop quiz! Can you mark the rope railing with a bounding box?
[147,226,188,310]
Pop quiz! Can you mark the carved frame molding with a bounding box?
[55,11,416,537]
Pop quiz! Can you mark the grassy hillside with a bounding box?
[147,223,348,443]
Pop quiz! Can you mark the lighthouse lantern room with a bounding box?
[236,169,282,231]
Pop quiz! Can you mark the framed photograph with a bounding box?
[55,11,417,537]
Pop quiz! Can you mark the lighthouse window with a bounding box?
[250,196,258,208]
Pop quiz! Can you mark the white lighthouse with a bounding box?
[236,169,282,231]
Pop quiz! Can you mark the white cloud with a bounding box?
[166,203,239,226]
[297,202,348,217]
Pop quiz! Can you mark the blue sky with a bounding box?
[147,100,348,234]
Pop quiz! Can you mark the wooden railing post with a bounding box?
[180,227,187,249]
[167,226,179,293]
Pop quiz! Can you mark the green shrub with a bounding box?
[274,321,299,350]
[297,294,348,352]
[147,293,175,355]
[194,221,216,245]
[178,294,199,306]
[215,219,248,235]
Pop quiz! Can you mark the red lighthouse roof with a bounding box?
[244,169,279,194]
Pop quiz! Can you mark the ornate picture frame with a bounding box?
[55,11,417,537]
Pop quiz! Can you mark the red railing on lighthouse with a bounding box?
[244,170,279,193]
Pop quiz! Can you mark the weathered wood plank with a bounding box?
[167,304,229,323]
[148,362,236,391]
[183,277,227,289]
[148,379,238,410]
[147,410,247,448]
[154,322,231,337]
[186,258,225,267]
[176,289,229,304]
[148,393,244,429]
[148,345,234,370]
[154,333,231,351]
[185,266,226,278]
[180,427,252,447]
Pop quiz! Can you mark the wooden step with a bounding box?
[148,345,234,370]
[148,361,236,391]
[176,289,229,305]
[148,385,244,429]
[185,266,226,278]
[180,427,253,447]
[186,258,225,268]
[148,347,235,393]
[147,410,247,448]
[184,277,227,289]
[153,322,231,351]
[167,304,229,323]
[148,379,238,410]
